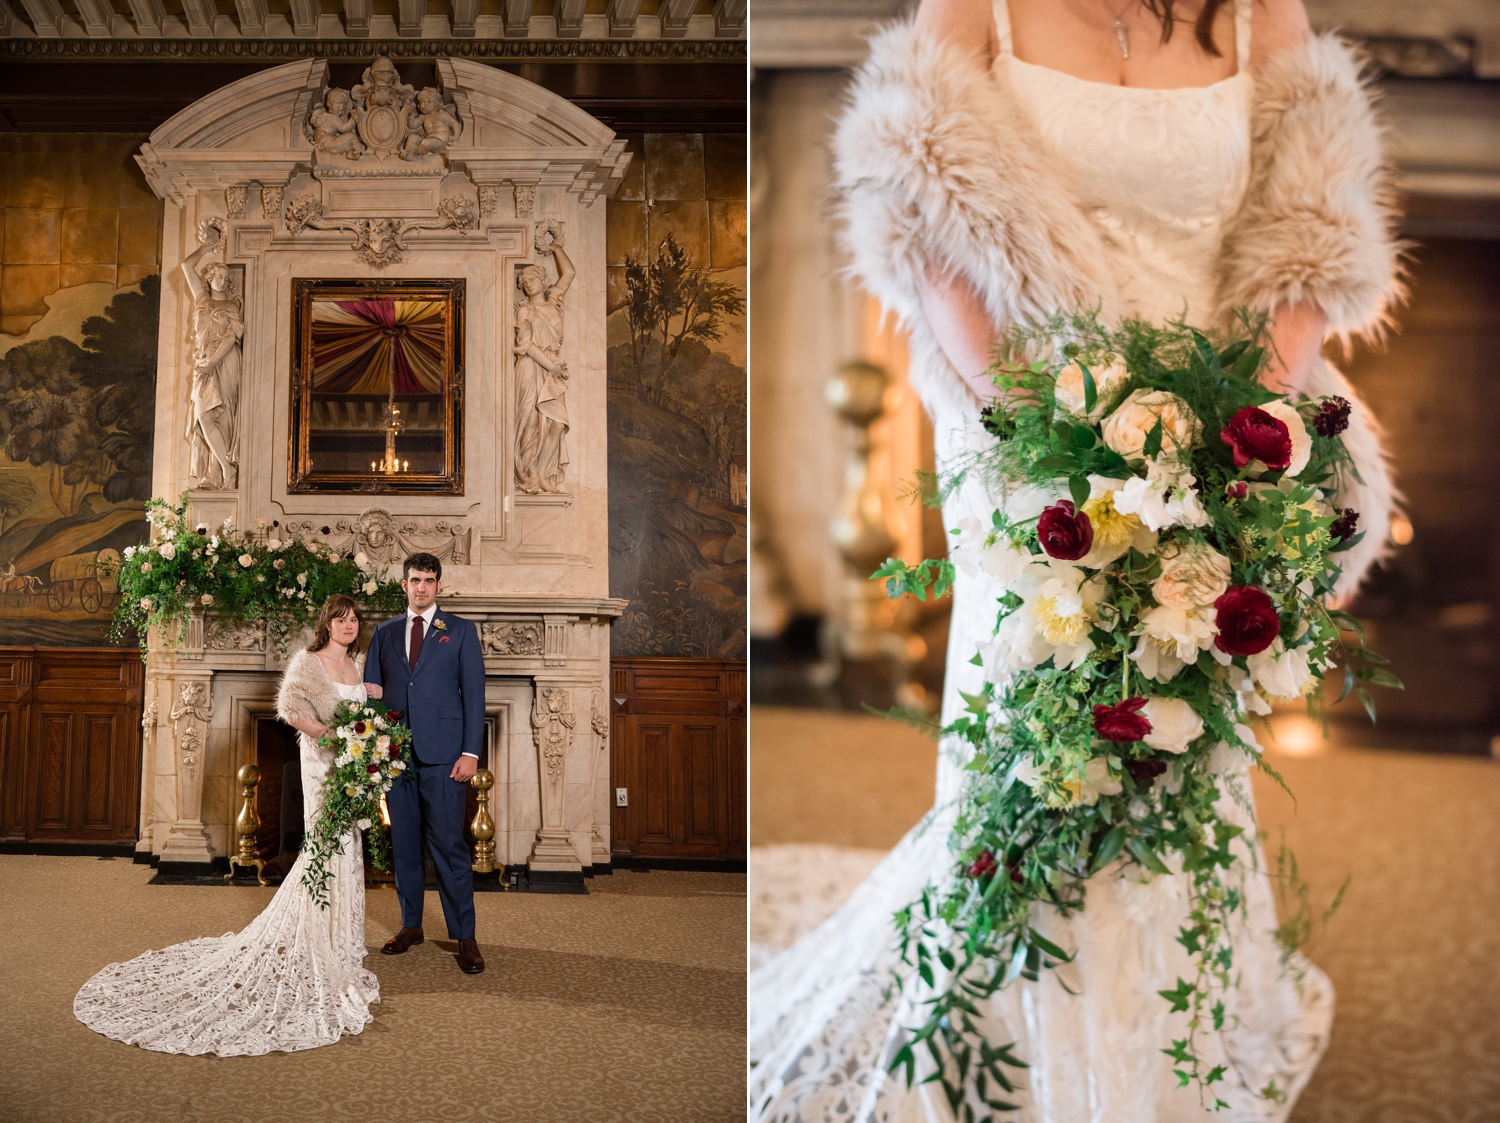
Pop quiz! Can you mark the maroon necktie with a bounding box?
[408,614,425,669]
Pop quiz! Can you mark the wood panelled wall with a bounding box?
[610,658,745,865]
[0,648,142,846]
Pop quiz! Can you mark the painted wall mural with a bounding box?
[606,133,747,660]
[0,134,163,645]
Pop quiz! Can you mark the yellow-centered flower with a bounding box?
[1082,490,1142,549]
[1035,595,1090,647]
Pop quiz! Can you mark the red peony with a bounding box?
[366,762,380,774]
[968,851,998,879]
[1093,696,1152,742]
[1213,585,1281,655]
[385,710,403,723]
[1038,500,1094,561]
[1220,407,1292,471]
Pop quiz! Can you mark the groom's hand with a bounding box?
[450,754,478,783]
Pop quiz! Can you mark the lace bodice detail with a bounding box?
[993,0,1253,327]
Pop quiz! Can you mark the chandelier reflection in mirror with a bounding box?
[289,278,465,494]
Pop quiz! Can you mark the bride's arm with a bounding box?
[917,266,1007,400]
[914,0,996,72]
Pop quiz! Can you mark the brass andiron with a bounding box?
[225,763,267,885]
[469,768,501,882]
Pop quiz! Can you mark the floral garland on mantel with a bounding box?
[102,495,408,651]
[875,313,1398,1116]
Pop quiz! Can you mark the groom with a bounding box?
[365,552,486,974]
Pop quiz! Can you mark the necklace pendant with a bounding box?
[1113,18,1130,59]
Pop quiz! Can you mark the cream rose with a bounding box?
[1102,390,1198,460]
[1055,357,1130,421]
[1152,543,1231,610]
[1140,697,1205,755]
[1259,399,1312,477]
[158,542,177,561]
[238,553,254,568]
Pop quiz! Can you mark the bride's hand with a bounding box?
[1263,301,1328,398]
[364,682,383,699]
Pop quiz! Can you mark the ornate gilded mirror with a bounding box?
[289,278,464,494]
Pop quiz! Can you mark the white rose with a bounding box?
[357,818,372,831]
[200,593,214,606]
[1054,357,1131,422]
[238,553,254,568]
[123,546,136,560]
[1152,543,1231,610]
[376,736,391,751]
[1101,389,1198,460]
[267,538,282,551]
[363,580,379,595]
[1247,642,1313,700]
[140,561,152,573]
[296,572,308,587]
[158,542,176,561]
[256,518,267,528]
[139,596,153,610]
[1140,697,1204,755]
[1259,399,1312,477]
[354,552,369,567]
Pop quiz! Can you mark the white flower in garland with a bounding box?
[1247,640,1313,700]
[1139,697,1204,754]
[159,542,176,560]
[1078,476,1157,567]
[950,516,1029,592]
[1153,543,1231,610]
[1101,389,1198,459]
[1113,458,1210,531]
[1133,606,1218,682]
[363,580,379,595]
[993,560,1103,672]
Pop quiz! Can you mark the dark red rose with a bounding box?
[1124,758,1168,787]
[968,851,998,879]
[1225,481,1248,500]
[353,721,366,734]
[1220,407,1292,471]
[366,762,380,774]
[1313,396,1351,437]
[1038,500,1094,561]
[1093,696,1152,742]
[385,710,403,723]
[1213,585,1281,656]
[387,744,400,759]
[1331,508,1359,541]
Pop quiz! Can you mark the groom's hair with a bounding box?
[402,552,442,581]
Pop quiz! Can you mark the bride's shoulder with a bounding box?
[1249,0,1312,74]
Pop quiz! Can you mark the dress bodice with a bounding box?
[991,0,1253,327]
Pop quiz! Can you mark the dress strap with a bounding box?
[1234,0,1252,71]
[991,0,1013,58]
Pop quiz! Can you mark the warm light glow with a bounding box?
[378,794,391,827]
[1270,714,1324,757]
[1390,513,1414,546]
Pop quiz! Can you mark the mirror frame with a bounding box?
[288,277,466,495]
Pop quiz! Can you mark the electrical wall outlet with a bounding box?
[615,787,628,807]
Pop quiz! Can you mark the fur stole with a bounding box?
[834,22,1401,595]
[276,648,366,728]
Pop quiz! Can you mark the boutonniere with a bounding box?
[431,618,448,632]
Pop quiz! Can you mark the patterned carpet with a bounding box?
[751,705,1500,1123]
[0,859,746,1123]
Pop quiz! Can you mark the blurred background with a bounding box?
[749,3,1500,1117]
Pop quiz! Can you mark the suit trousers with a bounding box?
[388,758,475,940]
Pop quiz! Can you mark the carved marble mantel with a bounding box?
[134,58,630,877]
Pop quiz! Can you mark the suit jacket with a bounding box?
[365,608,485,766]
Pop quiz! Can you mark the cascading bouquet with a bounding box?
[874,313,1397,1116]
[301,698,413,908]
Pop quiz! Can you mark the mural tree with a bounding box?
[0,472,37,536]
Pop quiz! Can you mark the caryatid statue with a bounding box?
[181,218,242,490]
[514,220,575,495]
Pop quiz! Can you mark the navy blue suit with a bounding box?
[365,607,485,939]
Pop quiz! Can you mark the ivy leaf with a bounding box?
[1162,1038,1194,1064]
[1212,1000,1226,1030]
[1158,977,1196,1013]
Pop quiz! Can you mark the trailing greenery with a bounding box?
[874,312,1393,1117]
[100,494,407,651]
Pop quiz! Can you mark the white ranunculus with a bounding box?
[1101,389,1198,460]
[1152,543,1231,610]
[158,542,177,561]
[1054,356,1130,422]
[1247,642,1313,700]
[1259,399,1312,477]
[1140,697,1204,754]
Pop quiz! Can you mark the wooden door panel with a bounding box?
[82,712,115,829]
[36,710,72,830]
[682,722,721,848]
[638,721,673,844]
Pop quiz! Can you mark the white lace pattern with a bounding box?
[749,3,1334,1118]
[74,679,379,1055]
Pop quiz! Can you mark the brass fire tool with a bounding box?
[225,762,267,885]
[469,768,504,887]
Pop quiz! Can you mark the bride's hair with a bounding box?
[307,594,363,655]
[1141,0,1231,57]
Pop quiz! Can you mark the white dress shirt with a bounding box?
[405,605,477,759]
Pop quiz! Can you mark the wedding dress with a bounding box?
[749,3,1333,1119]
[74,674,378,1055]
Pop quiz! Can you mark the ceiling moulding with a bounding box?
[0,37,747,61]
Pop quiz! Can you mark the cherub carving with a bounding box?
[400,87,463,160]
[304,88,365,160]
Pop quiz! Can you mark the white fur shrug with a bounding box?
[276,648,366,728]
[834,23,1403,594]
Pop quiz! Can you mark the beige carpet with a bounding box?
[0,860,746,1123]
[750,705,1500,1123]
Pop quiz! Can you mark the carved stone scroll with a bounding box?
[282,192,478,268]
[315,508,472,567]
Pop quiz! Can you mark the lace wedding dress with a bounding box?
[74,677,379,1055]
[749,3,1333,1119]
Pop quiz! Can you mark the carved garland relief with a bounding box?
[531,686,574,780]
[170,680,212,783]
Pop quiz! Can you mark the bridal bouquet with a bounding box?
[302,698,413,908]
[875,314,1396,1115]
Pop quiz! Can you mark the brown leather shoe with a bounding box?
[381,926,424,955]
[457,938,485,974]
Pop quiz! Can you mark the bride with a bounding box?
[751,0,1399,1119]
[74,595,381,1054]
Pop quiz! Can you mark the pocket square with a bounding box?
[437,636,451,642]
